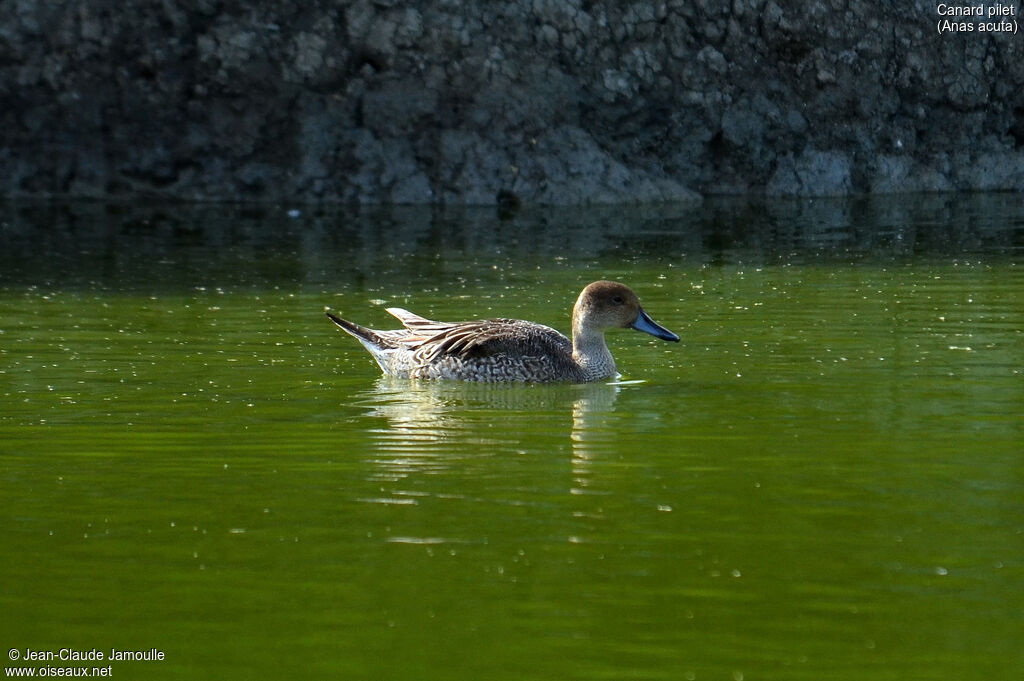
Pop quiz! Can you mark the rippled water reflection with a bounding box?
[1,195,1022,680]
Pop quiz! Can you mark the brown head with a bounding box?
[572,281,680,342]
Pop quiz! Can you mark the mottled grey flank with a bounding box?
[2,1,1023,204]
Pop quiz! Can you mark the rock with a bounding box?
[0,0,1021,203]
[957,152,1024,192]
[361,79,438,137]
[870,155,953,194]
[767,150,852,197]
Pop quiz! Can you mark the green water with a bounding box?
[1,196,1022,680]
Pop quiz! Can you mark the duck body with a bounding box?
[327,281,679,383]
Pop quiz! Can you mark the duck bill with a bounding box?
[630,308,680,342]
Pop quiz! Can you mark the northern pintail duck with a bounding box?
[326,281,679,383]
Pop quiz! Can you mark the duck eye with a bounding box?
[612,296,624,305]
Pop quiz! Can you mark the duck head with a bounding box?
[573,280,680,342]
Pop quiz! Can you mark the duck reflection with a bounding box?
[569,381,625,493]
[352,376,621,483]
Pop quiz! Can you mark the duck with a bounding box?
[326,280,679,383]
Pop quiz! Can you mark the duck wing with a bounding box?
[411,319,572,363]
[386,307,437,328]
[385,308,572,363]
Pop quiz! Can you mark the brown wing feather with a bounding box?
[383,308,572,366]
[412,319,571,363]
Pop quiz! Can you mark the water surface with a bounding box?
[2,196,1022,680]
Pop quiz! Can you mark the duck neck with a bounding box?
[571,321,616,381]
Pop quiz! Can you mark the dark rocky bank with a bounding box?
[2,0,1023,205]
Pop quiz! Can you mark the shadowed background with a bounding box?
[2,1,1023,204]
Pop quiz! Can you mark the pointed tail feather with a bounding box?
[326,312,390,346]
[326,312,394,373]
